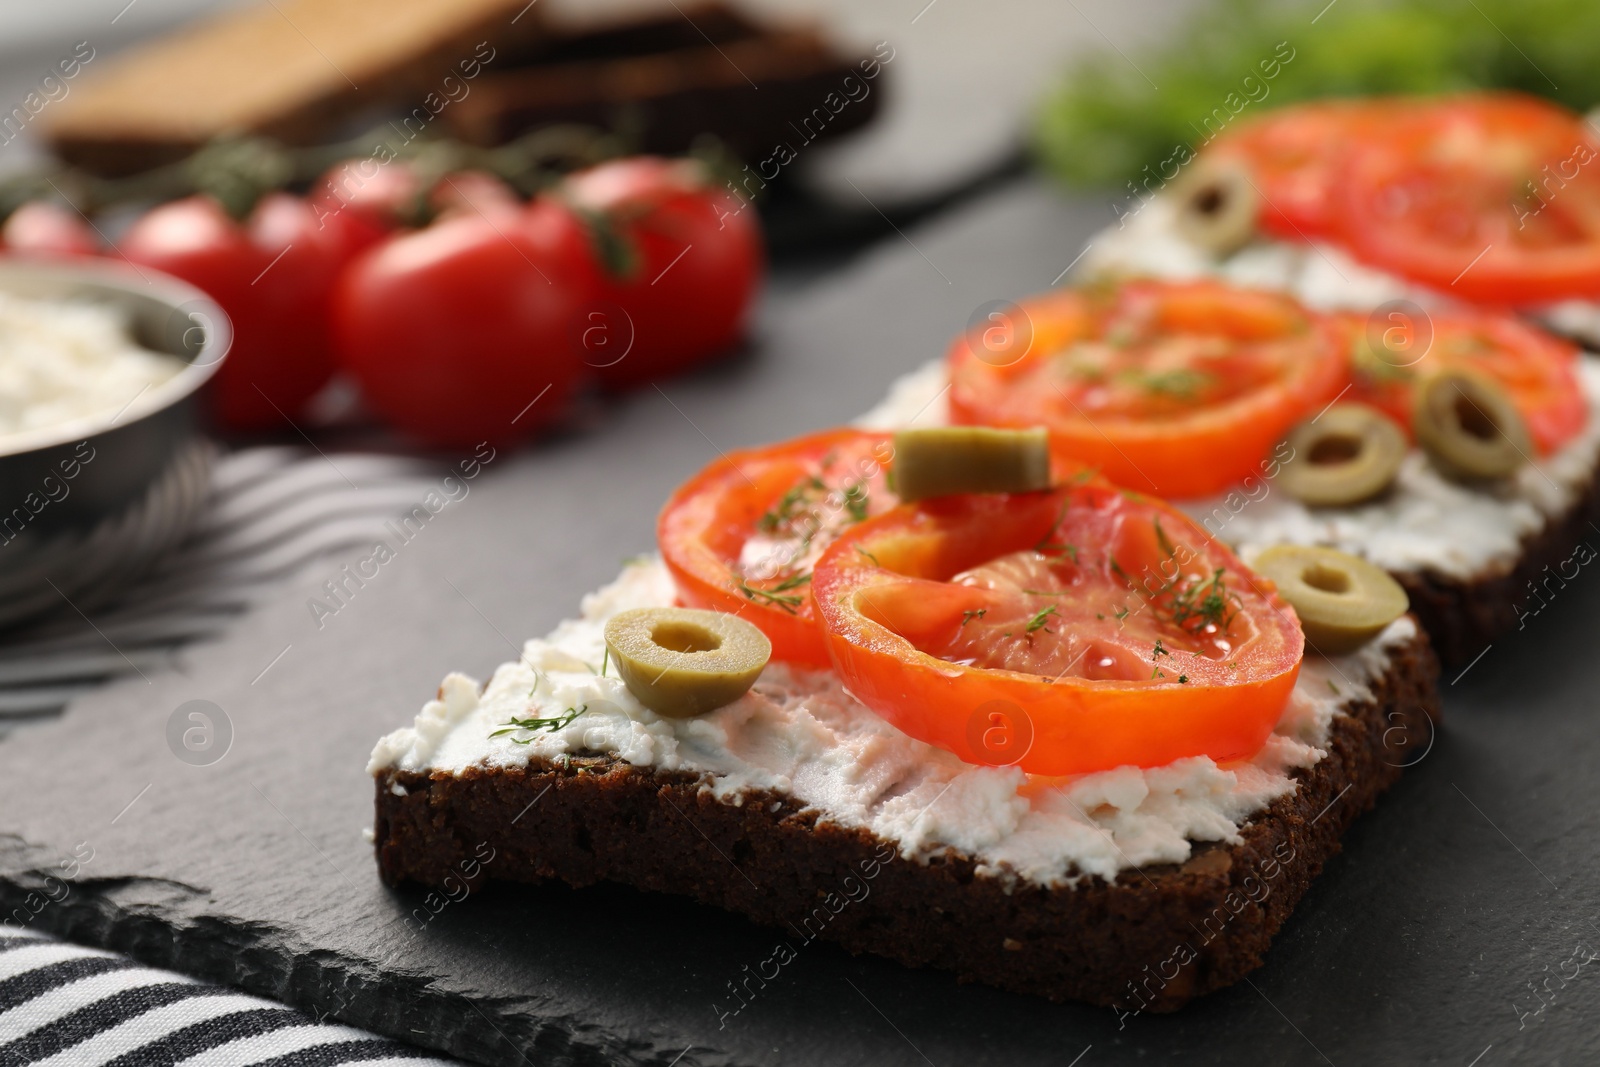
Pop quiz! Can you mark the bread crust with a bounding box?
[1395,458,1600,668]
[374,627,1440,1011]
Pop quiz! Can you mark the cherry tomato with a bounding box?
[1,201,99,257]
[312,158,421,237]
[658,429,898,667]
[560,157,763,389]
[1339,93,1600,305]
[122,193,345,431]
[331,207,592,449]
[947,280,1347,499]
[1345,307,1586,454]
[1206,99,1391,240]
[811,483,1304,775]
[431,170,522,221]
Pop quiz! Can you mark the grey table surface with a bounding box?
[4,178,1600,1067]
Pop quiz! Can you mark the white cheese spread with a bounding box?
[860,357,1600,580]
[370,557,1414,887]
[0,292,183,447]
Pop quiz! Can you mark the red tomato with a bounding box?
[947,280,1347,499]
[122,194,345,431]
[431,170,522,221]
[811,484,1304,775]
[1206,99,1392,239]
[312,158,421,238]
[331,209,592,449]
[559,157,763,389]
[1340,93,1600,304]
[2,201,99,257]
[658,429,898,667]
[1346,307,1586,454]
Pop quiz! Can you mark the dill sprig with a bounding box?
[843,482,869,522]
[961,608,988,626]
[735,572,809,613]
[1026,604,1060,634]
[491,705,587,743]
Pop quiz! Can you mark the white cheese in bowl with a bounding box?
[0,291,184,447]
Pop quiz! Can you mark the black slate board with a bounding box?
[5,179,1600,1067]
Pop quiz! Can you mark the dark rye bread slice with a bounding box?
[374,625,1440,1012]
[1392,454,1600,669]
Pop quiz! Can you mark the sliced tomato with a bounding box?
[947,279,1347,499]
[658,429,899,667]
[1207,99,1392,240]
[811,484,1303,775]
[1340,93,1600,305]
[1346,307,1586,454]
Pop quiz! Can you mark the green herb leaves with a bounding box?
[491,705,587,744]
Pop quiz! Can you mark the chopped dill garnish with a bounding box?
[1327,679,1340,695]
[1151,666,1166,680]
[961,608,987,626]
[735,577,805,613]
[855,545,881,566]
[772,571,812,591]
[1114,605,1131,621]
[1153,517,1176,559]
[1151,639,1169,659]
[491,705,587,743]
[842,482,869,522]
[1026,604,1060,634]
[1178,674,1189,684]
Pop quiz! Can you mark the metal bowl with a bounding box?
[0,258,231,627]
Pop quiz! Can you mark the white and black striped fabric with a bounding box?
[1,445,465,1064]
[0,927,455,1066]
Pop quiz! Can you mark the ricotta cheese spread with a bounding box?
[0,292,184,447]
[859,357,1600,580]
[1079,193,1600,350]
[370,557,1415,887]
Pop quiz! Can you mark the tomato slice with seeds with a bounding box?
[812,484,1304,776]
[1207,99,1392,240]
[947,279,1347,499]
[1346,307,1586,455]
[1340,93,1600,305]
[657,429,899,667]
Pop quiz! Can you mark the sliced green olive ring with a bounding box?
[1279,404,1407,507]
[1252,544,1409,657]
[604,607,771,718]
[1172,160,1260,257]
[892,426,1051,503]
[1412,369,1530,481]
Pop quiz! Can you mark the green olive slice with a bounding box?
[1172,160,1260,257]
[892,426,1051,503]
[604,607,771,718]
[1252,544,1409,656]
[1412,368,1530,481]
[1279,404,1407,507]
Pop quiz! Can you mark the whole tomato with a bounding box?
[122,194,348,431]
[331,207,593,449]
[559,157,763,389]
[1,201,99,257]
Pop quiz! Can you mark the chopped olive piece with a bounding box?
[892,426,1051,503]
[1172,160,1260,257]
[604,607,771,718]
[1412,369,1530,481]
[1252,544,1408,656]
[1279,403,1407,507]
